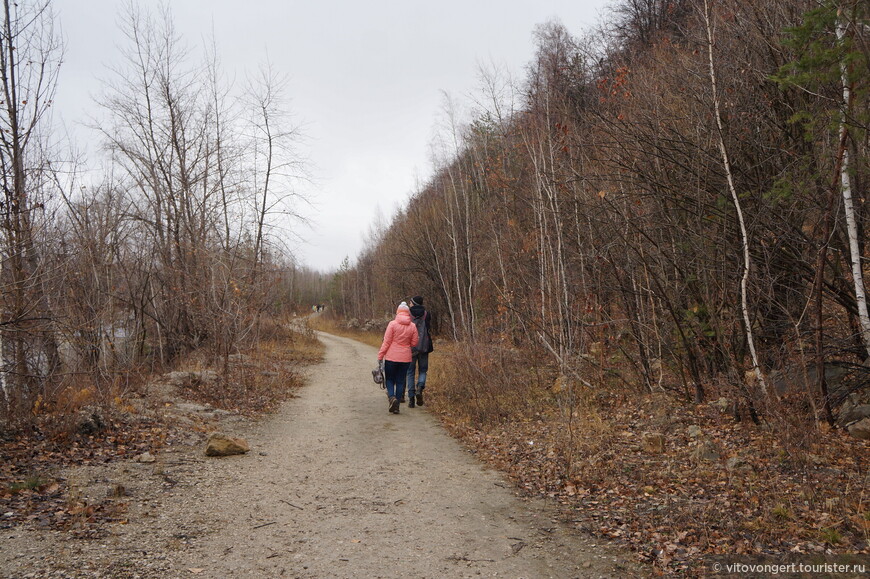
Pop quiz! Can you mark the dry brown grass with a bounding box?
[5,318,322,445]
[176,321,324,415]
[427,340,553,427]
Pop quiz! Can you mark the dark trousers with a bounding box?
[406,352,429,398]
[384,360,410,399]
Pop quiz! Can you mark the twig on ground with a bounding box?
[253,521,277,529]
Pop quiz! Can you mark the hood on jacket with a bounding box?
[395,302,411,324]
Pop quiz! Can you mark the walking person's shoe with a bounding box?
[398,395,406,403]
[408,398,416,408]
[415,393,424,406]
[389,397,400,414]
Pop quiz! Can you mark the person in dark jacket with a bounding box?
[405,295,434,408]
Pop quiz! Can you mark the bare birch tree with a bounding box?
[703,0,768,395]
[0,0,62,410]
[834,5,870,361]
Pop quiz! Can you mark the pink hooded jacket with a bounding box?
[378,303,419,363]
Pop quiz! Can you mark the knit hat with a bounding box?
[411,296,424,306]
[397,301,410,312]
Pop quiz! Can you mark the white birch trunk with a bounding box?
[424,223,458,341]
[704,0,768,394]
[0,252,6,403]
[836,10,870,360]
[444,167,468,337]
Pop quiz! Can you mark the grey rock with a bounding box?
[693,440,720,462]
[709,398,730,412]
[687,425,703,438]
[135,452,156,463]
[839,404,870,425]
[847,417,870,440]
[165,370,219,388]
[75,409,106,435]
[726,456,751,471]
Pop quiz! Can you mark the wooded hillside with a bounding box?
[331,0,870,428]
[321,2,870,568]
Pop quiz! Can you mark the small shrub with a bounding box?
[8,475,50,492]
[771,504,793,520]
[819,526,842,545]
[258,316,293,341]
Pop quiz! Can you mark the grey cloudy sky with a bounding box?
[54,1,611,271]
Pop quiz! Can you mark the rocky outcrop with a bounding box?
[343,317,390,333]
[164,370,219,389]
[837,392,870,439]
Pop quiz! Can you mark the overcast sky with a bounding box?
[54,1,612,271]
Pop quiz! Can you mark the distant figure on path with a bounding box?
[406,295,433,408]
[377,301,418,414]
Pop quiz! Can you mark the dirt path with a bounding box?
[1,332,643,578]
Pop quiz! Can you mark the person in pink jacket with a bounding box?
[377,301,419,414]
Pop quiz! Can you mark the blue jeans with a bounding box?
[405,352,429,398]
[384,360,410,399]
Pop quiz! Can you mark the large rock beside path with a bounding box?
[204,433,250,457]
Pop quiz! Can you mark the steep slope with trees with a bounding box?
[334,0,870,426]
[327,0,870,570]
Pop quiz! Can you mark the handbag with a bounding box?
[372,361,384,387]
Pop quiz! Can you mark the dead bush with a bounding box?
[429,341,552,428]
